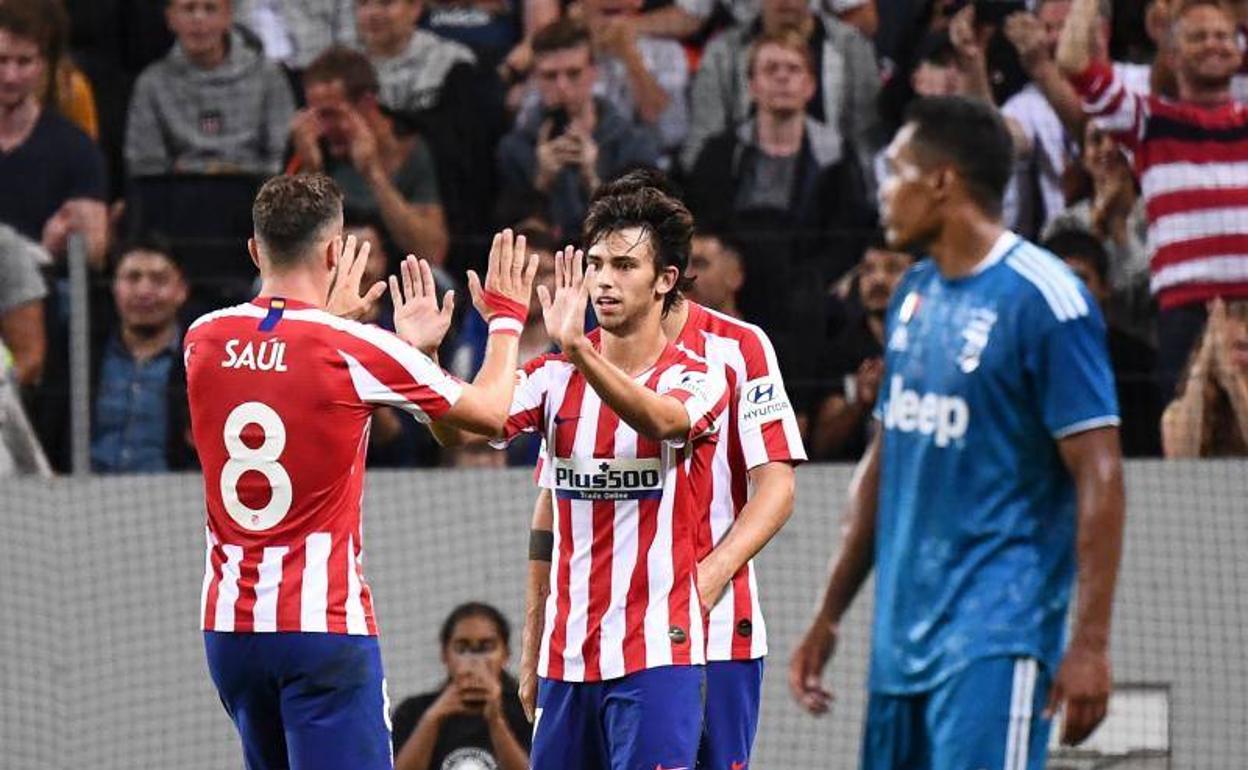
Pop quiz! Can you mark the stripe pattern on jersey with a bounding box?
[1004,658,1039,770]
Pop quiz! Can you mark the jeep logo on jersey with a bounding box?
[882,376,969,447]
[740,376,791,427]
[554,457,664,501]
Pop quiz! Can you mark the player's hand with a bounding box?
[696,555,733,615]
[788,619,838,716]
[326,234,386,321]
[290,108,324,172]
[467,228,540,322]
[518,656,538,723]
[537,246,592,351]
[1045,644,1111,746]
[390,255,455,356]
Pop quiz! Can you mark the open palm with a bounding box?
[390,255,454,356]
[538,247,592,349]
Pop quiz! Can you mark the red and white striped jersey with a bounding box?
[672,303,807,661]
[186,297,463,636]
[1071,61,1248,310]
[504,341,730,682]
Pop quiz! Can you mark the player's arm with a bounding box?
[789,431,880,715]
[697,461,796,610]
[1048,426,1125,746]
[519,488,554,723]
[542,248,713,441]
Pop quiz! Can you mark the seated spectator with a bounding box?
[808,234,910,460]
[1045,229,1162,457]
[235,0,358,71]
[497,18,659,239]
[355,0,477,113]
[0,2,107,268]
[90,238,197,473]
[1058,0,1248,400]
[685,28,875,324]
[0,339,50,476]
[294,47,449,263]
[682,0,882,181]
[1045,119,1150,338]
[124,0,296,176]
[1161,298,1248,457]
[392,602,530,770]
[685,230,746,319]
[580,0,690,155]
[0,224,47,388]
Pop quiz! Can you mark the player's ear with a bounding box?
[325,236,341,273]
[655,264,678,297]
[247,238,262,270]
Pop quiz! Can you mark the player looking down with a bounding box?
[435,183,729,769]
[185,173,537,770]
[790,96,1127,770]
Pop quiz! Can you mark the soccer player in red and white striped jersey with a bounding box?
[1058,0,1248,395]
[436,185,731,770]
[185,175,537,770]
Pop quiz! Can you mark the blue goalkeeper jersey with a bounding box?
[869,232,1119,694]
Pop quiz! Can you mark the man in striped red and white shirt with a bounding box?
[1058,0,1248,397]
[186,174,537,770]
[437,183,731,769]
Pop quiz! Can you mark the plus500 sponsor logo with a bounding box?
[882,376,969,447]
[554,458,664,500]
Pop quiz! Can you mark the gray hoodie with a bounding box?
[125,29,296,176]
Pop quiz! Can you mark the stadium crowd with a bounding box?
[1,0,1247,474]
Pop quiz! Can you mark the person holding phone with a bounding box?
[391,603,531,770]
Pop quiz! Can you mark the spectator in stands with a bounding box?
[424,0,558,71]
[632,0,758,43]
[685,28,874,324]
[496,18,659,239]
[355,0,478,112]
[0,2,107,268]
[0,224,47,388]
[1046,229,1162,457]
[580,0,689,155]
[1045,119,1150,337]
[808,234,910,460]
[686,230,746,319]
[235,0,358,71]
[90,238,196,473]
[1161,298,1248,457]
[294,47,449,263]
[124,0,296,176]
[682,0,882,178]
[9,0,99,140]
[391,602,530,770]
[1058,0,1248,400]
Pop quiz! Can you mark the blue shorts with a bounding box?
[698,658,764,769]
[532,665,705,770]
[862,656,1052,770]
[204,632,393,770]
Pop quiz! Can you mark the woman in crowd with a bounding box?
[392,602,530,770]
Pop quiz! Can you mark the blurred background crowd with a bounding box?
[1,0,1246,475]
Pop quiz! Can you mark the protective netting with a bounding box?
[2,461,1245,768]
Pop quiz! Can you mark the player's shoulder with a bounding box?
[998,238,1094,324]
[520,350,571,376]
[688,302,774,349]
[186,302,266,339]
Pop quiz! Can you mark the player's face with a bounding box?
[442,615,508,682]
[166,0,232,62]
[859,247,912,315]
[113,251,188,333]
[305,80,358,158]
[586,227,677,335]
[532,45,596,114]
[0,31,43,110]
[879,124,943,253]
[1174,6,1243,90]
[356,0,422,55]
[749,44,816,117]
[686,235,743,313]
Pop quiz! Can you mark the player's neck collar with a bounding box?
[966,231,1018,277]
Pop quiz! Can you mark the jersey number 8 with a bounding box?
[221,401,293,531]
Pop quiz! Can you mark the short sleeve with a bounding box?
[1020,286,1121,439]
[736,326,807,468]
[491,356,553,447]
[660,363,729,442]
[333,320,464,423]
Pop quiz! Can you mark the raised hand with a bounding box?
[326,234,386,321]
[537,247,593,350]
[467,228,540,325]
[390,255,455,356]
